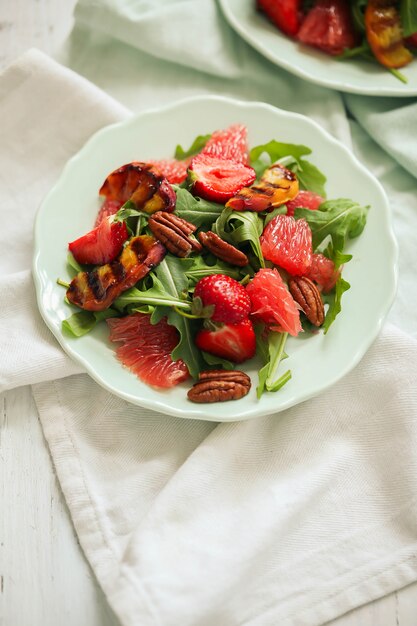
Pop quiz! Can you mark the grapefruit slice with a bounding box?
[285,190,324,217]
[246,268,302,337]
[201,124,250,164]
[261,214,313,276]
[305,253,340,293]
[107,313,189,388]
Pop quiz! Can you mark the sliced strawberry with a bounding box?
[95,199,123,227]
[189,154,256,203]
[147,158,190,184]
[201,124,250,164]
[193,274,251,324]
[195,318,256,364]
[257,0,302,37]
[68,216,128,265]
[297,0,357,56]
[285,190,324,217]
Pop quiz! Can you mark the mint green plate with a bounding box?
[33,96,397,421]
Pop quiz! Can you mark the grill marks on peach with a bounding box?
[66,235,166,311]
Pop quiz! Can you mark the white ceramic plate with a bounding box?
[219,0,417,96]
[33,96,397,421]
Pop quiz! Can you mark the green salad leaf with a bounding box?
[250,140,312,178]
[115,256,203,378]
[323,277,351,334]
[201,351,235,370]
[250,141,327,197]
[295,199,369,253]
[175,134,211,160]
[173,186,224,227]
[256,330,291,398]
[401,0,417,37]
[62,308,119,337]
[213,208,265,268]
[181,255,242,284]
[289,159,327,197]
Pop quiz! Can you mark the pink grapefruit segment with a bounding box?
[285,190,324,217]
[246,268,302,337]
[107,313,189,389]
[201,124,250,164]
[305,253,340,293]
[261,214,313,276]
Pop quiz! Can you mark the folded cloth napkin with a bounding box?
[2,11,417,626]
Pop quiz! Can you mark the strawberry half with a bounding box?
[194,274,251,324]
[195,318,256,364]
[68,215,128,265]
[257,0,302,37]
[189,154,256,203]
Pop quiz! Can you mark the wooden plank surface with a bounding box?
[1,2,416,625]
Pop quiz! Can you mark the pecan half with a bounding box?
[198,231,249,267]
[148,211,202,257]
[187,370,251,403]
[288,276,325,327]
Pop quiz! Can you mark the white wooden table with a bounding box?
[1,2,417,625]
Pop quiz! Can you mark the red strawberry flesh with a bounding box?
[194,274,251,324]
[195,318,256,364]
[257,0,302,37]
[68,216,128,265]
[189,154,256,203]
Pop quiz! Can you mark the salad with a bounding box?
[60,124,368,404]
[257,0,417,83]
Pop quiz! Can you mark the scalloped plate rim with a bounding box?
[33,95,398,421]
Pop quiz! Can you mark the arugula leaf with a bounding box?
[67,252,82,275]
[213,208,265,268]
[323,277,351,334]
[62,308,119,338]
[290,159,327,197]
[175,134,211,160]
[323,242,353,270]
[173,186,224,227]
[249,141,327,197]
[201,351,235,370]
[115,257,204,377]
[256,331,291,398]
[295,199,369,253]
[401,0,417,37]
[180,255,242,284]
[250,140,312,177]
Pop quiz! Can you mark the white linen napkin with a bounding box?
[2,41,417,626]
